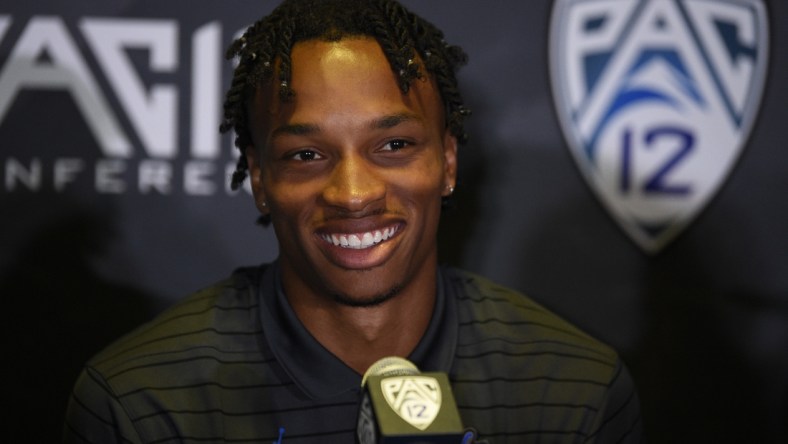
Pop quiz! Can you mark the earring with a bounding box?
[446,185,455,195]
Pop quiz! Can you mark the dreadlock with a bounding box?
[220,0,471,192]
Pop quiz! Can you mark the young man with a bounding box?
[64,1,642,442]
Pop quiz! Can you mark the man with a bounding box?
[64,0,643,442]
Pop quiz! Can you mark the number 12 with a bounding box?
[620,126,694,195]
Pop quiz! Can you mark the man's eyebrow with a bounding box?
[271,123,320,138]
[371,113,423,129]
[271,114,422,138]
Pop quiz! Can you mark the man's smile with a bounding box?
[313,219,407,271]
[320,225,401,250]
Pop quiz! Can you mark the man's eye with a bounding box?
[290,150,321,161]
[382,139,409,151]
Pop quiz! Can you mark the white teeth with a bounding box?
[323,226,398,249]
[362,232,374,247]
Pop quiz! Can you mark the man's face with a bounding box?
[246,37,457,306]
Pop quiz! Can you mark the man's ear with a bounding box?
[442,131,458,196]
[245,146,268,214]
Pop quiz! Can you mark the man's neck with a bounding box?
[282,270,437,375]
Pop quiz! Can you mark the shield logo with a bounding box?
[550,0,769,253]
[381,376,442,430]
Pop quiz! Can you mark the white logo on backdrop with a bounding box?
[550,0,768,252]
[0,15,247,196]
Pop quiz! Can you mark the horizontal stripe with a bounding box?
[458,401,600,412]
[132,400,358,422]
[452,375,610,387]
[105,354,271,381]
[459,317,595,340]
[145,427,355,444]
[456,336,615,358]
[454,349,617,368]
[117,379,296,398]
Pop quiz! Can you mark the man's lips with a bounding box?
[319,224,401,250]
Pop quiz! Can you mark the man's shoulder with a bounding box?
[445,268,643,442]
[86,264,268,378]
[64,264,295,443]
[446,267,618,365]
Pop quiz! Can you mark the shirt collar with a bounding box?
[256,261,458,400]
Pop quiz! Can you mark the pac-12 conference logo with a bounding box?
[382,376,441,430]
[0,15,247,197]
[549,0,768,253]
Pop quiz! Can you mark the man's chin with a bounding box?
[330,283,403,308]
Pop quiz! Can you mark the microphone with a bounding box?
[356,356,466,443]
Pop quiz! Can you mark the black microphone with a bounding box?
[356,356,466,444]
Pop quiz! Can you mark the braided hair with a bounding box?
[220,0,471,191]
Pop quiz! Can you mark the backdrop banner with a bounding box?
[1,1,786,442]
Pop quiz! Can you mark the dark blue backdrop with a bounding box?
[1,1,785,442]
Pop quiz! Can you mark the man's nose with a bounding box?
[321,155,385,213]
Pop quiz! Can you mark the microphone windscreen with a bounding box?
[361,356,419,387]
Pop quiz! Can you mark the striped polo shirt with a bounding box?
[64,262,642,443]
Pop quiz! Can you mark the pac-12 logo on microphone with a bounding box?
[549,0,768,252]
[381,376,442,430]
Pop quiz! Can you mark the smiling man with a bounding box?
[244,37,457,374]
[64,1,643,443]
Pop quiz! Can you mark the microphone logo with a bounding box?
[357,356,463,443]
[381,376,442,431]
